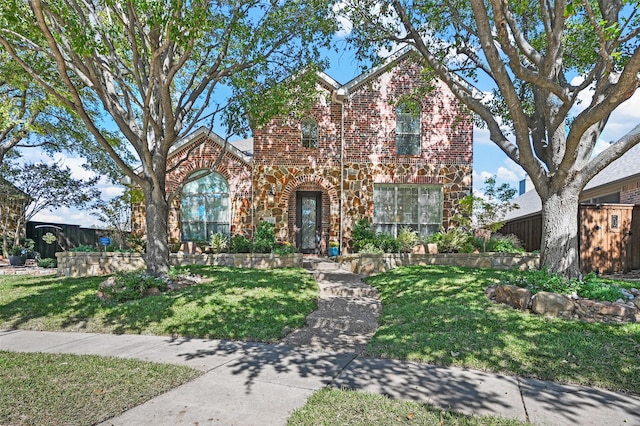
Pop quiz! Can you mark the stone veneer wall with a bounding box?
[338,253,540,276]
[56,252,302,277]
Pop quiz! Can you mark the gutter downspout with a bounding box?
[334,88,347,255]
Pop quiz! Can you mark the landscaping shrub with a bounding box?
[351,219,404,253]
[397,226,419,253]
[352,218,376,243]
[272,241,296,255]
[485,233,525,253]
[230,234,252,253]
[209,233,228,254]
[102,271,168,302]
[377,234,401,253]
[427,228,473,253]
[358,242,384,254]
[506,269,626,302]
[253,221,276,253]
[37,258,57,268]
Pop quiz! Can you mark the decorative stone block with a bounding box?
[532,292,574,318]
[495,285,532,310]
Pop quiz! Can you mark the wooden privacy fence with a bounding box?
[502,204,640,274]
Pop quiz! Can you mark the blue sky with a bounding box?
[22,41,640,228]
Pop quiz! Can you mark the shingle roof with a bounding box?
[505,143,640,221]
[584,143,640,190]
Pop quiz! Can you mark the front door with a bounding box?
[296,191,322,254]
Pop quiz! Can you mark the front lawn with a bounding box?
[0,266,317,342]
[288,388,525,426]
[0,351,201,426]
[365,266,640,395]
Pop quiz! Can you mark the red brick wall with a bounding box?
[621,179,640,204]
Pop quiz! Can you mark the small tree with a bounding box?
[0,162,99,256]
[454,177,519,252]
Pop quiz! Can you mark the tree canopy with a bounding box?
[342,0,640,277]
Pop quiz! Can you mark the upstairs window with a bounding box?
[301,118,318,148]
[395,100,421,155]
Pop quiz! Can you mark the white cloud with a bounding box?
[333,2,353,38]
[496,166,519,182]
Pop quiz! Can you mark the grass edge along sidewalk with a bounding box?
[0,351,202,426]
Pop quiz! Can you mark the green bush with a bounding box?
[102,271,168,302]
[253,221,276,253]
[230,234,252,253]
[427,228,473,253]
[272,241,296,255]
[359,242,384,254]
[377,234,401,253]
[507,269,626,302]
[486,233,524,253]
[37,258,57,268]
[397,226,419,253]
[70,245,98,252]
[353,219,376,240]
[209,233,228,254]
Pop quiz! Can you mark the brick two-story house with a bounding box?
[134,50,473,254]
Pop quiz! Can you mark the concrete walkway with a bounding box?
[280,259,381,353]
[1,260,639,425]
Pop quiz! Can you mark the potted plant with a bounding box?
[9,246,24,266]
[328,240,339,257]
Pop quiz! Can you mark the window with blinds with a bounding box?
[373,184,442,237]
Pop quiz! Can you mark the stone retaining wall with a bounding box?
[56,252,303,277]
[337,253,540,276]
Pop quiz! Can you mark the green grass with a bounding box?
[0,266,317,341]
[0,351,201,426]
[365,266,640,395]
[288,388,525,426]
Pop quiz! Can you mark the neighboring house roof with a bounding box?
[505,143,640,221]
[0,176,30,201]
[230,138,254,157]
[584,143,640,190]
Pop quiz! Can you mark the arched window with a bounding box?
[395,100,421,155]
[181,171,230,241]
[301,118,319,148]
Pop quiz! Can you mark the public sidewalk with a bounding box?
[1,328,639,426]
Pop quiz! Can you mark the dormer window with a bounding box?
[396,100,421,155]
[301,118,318,148]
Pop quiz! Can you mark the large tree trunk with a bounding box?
[143,182,170,277]
[539,189,582,279]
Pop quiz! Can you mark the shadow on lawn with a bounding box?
[0,267,316,342]
[364,266,640,394]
